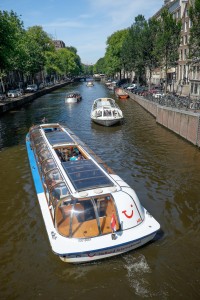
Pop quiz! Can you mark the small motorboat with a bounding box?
[26,123,160,263]
[86,81,94,87]
[115,88,129,99]
[91,97,124,127]
[65,91,82,103]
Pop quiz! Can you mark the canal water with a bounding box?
[0,81,200,299]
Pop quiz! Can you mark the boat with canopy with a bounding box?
[26,123,160,263]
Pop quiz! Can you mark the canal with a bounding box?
[0,81,200,299]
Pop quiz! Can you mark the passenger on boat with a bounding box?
[69,151,78,161]
[74,147,79,155]
[96,110,102,117]
[69,146,74,155]
[78,153,84,160]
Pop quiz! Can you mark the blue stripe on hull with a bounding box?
[26,135,44,194]
[55,230,157,258]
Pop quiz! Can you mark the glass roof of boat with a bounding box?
[96,98,115,108]
[66,91,80,96]
[61,160,114,191]
[45,130,74,145]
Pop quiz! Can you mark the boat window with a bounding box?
[45,168,63,188]
[34,136,45,146]
[30,131,42,141]
[38,148,52,163]
[50,183,69,207]
[94,195,120,234]
[55,194,119,238]
[42,158,57,174]
[30,126,40,136]
[71,200,99,238]
[36,142,48,154]
[96,110,102,117]
[55,201,72,237]
[103,110,111,116]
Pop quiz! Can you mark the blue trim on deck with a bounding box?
[26,134,44,195]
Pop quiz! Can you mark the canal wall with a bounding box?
[0,81,73,115]
[130,93,200,148]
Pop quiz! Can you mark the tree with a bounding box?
[189,0,200,65]
[155,8,181,92]
[143,17,160,88]
[104,29,128,78]
[121,15,147,84]
[94,58,106,75]
[23,26,54,81]
[0,10,24,91]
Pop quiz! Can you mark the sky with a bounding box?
[0,0,164,65]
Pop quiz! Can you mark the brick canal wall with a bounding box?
[130,93,200,148]
[0,81,72,115]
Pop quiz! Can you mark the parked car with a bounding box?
[0,93,6,100]
[126,83,138,90]
[25,84,38,93]
[15,88,24,96]
[7,89,20,98]
[132,86,147,95]
[38,82,45,89]
[152,91,165,98]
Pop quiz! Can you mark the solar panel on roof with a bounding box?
[45,131,74,145]
[62,160,114,191]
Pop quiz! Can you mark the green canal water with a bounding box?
[0,81,200,299]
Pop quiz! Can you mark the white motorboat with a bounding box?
[65,91,82,103]
[86,81,94,87]
[26,123,160,263]
[91,97,124,126]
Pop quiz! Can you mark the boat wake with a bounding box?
[123,254,168,298]
[123,254,151,297]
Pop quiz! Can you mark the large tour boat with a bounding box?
[26,123,160,263]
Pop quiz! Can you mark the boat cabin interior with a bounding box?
[55,194,120,238]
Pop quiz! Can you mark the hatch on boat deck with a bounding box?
[61,160,114,191]
[45,130,74,145]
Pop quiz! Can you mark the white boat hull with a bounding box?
[91,117,123,127]
[59,232,157,263]
[65,97,79,103]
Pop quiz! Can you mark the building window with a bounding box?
[191,83,194,94]
[180,49,183,60]
[184,21,187,31]
[184,49,187,60]
[184,35,187,45]
[181,36,183,45]
[194,83,198,94]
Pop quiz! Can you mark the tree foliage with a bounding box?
[93,58,106,74]
[189,0,200,64]
[0,9,83,89]
[155,8,181,90]
[104,29,128,78]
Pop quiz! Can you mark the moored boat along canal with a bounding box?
[0,81,200,299]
